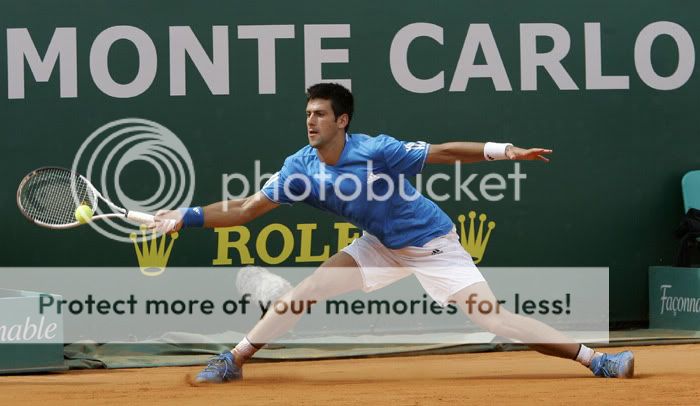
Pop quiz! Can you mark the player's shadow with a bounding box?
[447,373,651,380]
[0,381,103,386]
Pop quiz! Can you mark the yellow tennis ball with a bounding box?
[74,205,93,224]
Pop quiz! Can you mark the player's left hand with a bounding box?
[505,146,552,162]
[149,209,184,234]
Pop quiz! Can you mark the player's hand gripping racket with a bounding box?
[16,166,154,229]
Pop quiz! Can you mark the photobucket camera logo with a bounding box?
[71,118,195,242]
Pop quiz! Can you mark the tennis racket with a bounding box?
[16,166,154,229]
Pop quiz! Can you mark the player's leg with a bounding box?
[404,229,633,378]
[402,231,578,354]
[243,251,363,352]
[452,282,634,378]
[451,281,579,358]
[195,251,363,383]
[233,231,410,367]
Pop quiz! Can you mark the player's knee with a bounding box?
[292,277,325,303]
[468,310,514,336]
[273,287,316,315]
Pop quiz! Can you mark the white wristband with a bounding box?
[483,142,513,161]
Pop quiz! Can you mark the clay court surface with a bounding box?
[1,344,698,405]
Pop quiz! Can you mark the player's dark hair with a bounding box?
[306,83,354,131]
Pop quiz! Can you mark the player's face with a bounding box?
[306,98,347,148]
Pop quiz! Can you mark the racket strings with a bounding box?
[19,168,97,225]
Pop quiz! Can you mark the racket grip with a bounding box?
[126,210,154,224]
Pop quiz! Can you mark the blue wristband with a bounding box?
[179,207,205,228]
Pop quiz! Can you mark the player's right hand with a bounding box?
[150,209,184,234]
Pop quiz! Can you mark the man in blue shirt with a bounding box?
[260,131,454,249]
[153,83,633,382]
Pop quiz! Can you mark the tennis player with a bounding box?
[153,83,634,382]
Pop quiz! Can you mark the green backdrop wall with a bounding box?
[2,1,698,325]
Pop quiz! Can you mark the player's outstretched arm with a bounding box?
[426,142,552,164]
[151,191,279,233]
[201,192,279,227]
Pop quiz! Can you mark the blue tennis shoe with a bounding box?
[589,351,634,378]
[195,352,242,383]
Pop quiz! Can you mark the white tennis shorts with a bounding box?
[342,228,485,306]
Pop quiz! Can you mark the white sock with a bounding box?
[232,336,261,364]
[575,344,601,367]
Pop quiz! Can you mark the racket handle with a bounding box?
[126,210,154,224]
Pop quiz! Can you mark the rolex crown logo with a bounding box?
[129,225,178,276]
[458,211,495,264]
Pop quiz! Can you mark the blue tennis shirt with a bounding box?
[261,133,454,249]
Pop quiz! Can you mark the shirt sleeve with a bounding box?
[378,134,430,177]
[260,158,309,205]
